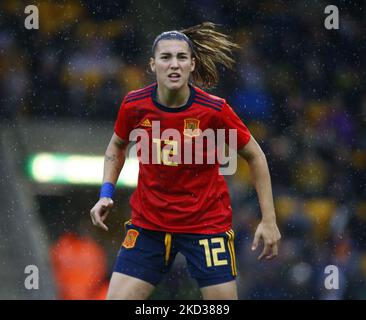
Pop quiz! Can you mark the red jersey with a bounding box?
[114,83,251,234]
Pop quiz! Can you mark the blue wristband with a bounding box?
[100,182,115,199]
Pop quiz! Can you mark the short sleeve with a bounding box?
[220,102,251,149]
[114,97,132,141]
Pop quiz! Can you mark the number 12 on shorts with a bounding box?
[199,238,228,267]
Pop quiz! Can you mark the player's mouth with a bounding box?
[168,73,181,82]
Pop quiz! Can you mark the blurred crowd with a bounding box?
[1,0,366,299]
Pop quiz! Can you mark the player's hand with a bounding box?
[251,220,281,260]
[90,197,114,231]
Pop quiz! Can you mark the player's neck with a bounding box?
[156,84,190,108]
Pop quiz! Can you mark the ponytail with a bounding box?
[180,22,240,89]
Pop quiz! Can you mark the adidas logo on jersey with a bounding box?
[140,118,152,127]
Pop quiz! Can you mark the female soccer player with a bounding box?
[90,22,281,300]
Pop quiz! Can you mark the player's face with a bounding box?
[150,40,195,91]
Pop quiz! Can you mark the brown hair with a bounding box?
[180,22,240,89]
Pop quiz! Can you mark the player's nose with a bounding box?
[170,57,179,68]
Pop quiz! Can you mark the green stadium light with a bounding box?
[26,153,138,187]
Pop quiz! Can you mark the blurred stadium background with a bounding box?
[0,0,365,299]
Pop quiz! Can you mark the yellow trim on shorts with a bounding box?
[225,230,237,276]
[164,233,172,265]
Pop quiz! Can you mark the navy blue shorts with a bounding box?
[113,221,238,288]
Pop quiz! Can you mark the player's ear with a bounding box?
[190,56,195,72]
[150,57,156,73]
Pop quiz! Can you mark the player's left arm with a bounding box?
[238,135,281,260]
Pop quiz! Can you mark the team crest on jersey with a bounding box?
[122,229,139,249]
[183,118,200,137]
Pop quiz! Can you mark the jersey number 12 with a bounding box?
[199,238,228,267]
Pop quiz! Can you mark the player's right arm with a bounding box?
[90,133,129,231]
[102,133,129,185]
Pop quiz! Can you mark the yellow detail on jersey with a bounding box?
[140,118,152,127]
[162,139,178,166]
[183,118,200,137]
[153,139,178,166]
